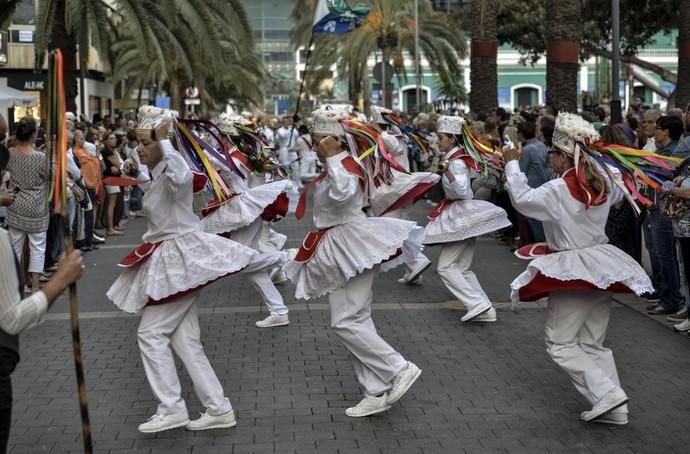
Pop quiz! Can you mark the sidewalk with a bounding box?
[8,204,690,453]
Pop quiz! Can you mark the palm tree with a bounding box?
[545,0,582,112]
[469,0,497,115]
[108,1,263,112]
[2,0,261,113]
[677,0,690,110]
[290,0,466,112]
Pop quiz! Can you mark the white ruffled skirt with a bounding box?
[284,217,425,300]
[510,243,653,304]
[423,199,512,245]
[106,231,256,313]
[201,180,295,235]
[369,171,440,216]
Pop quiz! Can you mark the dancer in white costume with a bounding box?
[200,113,294,327]
[106,107,283,433]
[368,106,438,285]
[284,107,423,417]
[504,113,653,425]
[423,115,511,323]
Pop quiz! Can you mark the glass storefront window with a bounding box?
[12,90,41,122]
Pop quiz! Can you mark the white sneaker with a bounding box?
[92,233,105,244]
[580,387,629,422]
[256,314,289,328]
[386,362,422,405]
[397,275,423,285]
[461,303,492,322]
[580,411,628,425]
[399,258,432,284]
[673,318,690,332]
[345,395,390,417]
[270,267,288,284]
[185,410,236,431]
[138,411,190,433]
[472,307,497,322]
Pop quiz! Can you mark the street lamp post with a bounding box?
[610,0,622,124]
[414,0,422,113]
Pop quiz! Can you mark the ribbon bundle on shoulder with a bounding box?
[380,111,433,158]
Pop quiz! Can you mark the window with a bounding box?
[12,0,36,26]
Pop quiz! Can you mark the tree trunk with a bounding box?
[170,76,182,113]
[469,0,498,115]
[381,46,392,109]
[676,0,690,110]
[546,0,582,113]
[48,0,78,114]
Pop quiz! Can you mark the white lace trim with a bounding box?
[509,244,654,304]
[284,218,424,300]
[424,199,511,244]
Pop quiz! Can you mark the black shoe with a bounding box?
[648,305,675,315]
[79,246,91,252]
[645,292,660,303]
[646,303,661,311]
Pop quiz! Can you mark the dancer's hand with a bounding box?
[317,136,341,159]
[0,190,15,207]
[503,144,521,163]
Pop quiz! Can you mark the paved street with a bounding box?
[8,202,690,454]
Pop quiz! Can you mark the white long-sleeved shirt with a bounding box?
[313,152,366,229]
[505,160,624,251]
[0,229,47,335]
[442,147,473,201]
[140,139,202,243]
[382,130,409,171]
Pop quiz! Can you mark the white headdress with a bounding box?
[136,105,178,133]
[371,105,393,124]
[311,106,350,136]
[552,112,600,155]
[436,115,465,135]
[216,113,245,136]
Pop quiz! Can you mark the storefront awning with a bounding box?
[0,85,37,106]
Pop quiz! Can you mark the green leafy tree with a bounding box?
[290,0,466,113]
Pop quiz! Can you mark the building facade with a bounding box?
[0,0,114,126]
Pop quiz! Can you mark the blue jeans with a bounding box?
[649,208,681,311]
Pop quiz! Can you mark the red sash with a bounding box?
[428,198,454,220]
[102,176,145,187]
[382,179,437,215]
[231,150,253,172]
[293,228,403,264]
[295,155,367,220]
[117,241,163,268]
[200,193,239,218]
[294,228,331,262]
[446,149,482,172]
[261,192,289,222]
[192,171,208,193]
[562,167,607,208]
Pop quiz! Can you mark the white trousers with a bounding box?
[437,238,491,310]
[137,292,232,416]
[230,219,288,315]
[383,208,429,276]
[8,227,47,274]
[545,291,627,413]
[328,268,407,396]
